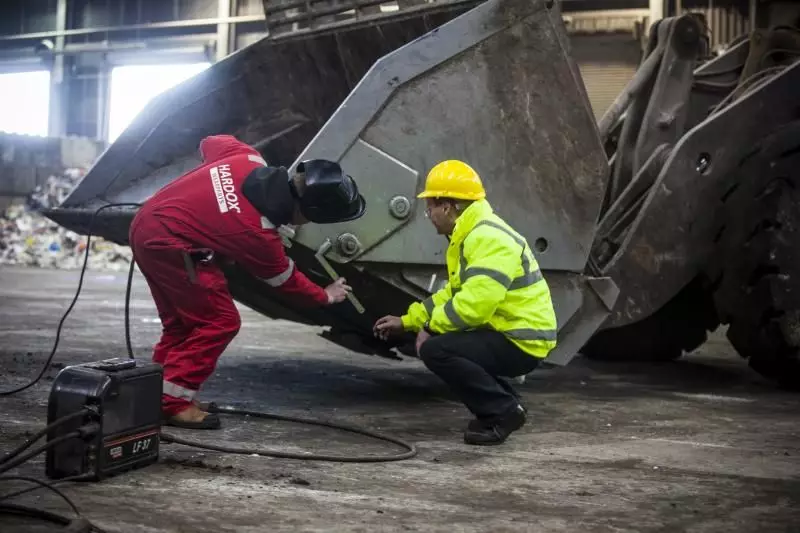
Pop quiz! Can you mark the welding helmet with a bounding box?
[290,159,366,224]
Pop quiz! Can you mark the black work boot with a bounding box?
[464,404,527,446]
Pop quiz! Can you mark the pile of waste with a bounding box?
[0,170,133,271]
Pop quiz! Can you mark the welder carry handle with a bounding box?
[315,252,366,314]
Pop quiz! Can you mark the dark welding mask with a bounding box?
[289,159,366,224]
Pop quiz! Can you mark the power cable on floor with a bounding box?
[0,503,106,533]
[125,256,136,360]
[0,476,80,513]
[0,474,92,503]
[1,409,91,466]
[0,432,83,476]
[0,477,108,532]
[160,404,417,462]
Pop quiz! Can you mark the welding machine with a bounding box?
[45,358,163,481]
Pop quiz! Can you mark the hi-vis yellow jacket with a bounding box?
[401,199,558,357]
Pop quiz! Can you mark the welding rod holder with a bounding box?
[315,239,366,314]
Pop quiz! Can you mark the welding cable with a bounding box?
[0,476,103,532]
[161,405,418,462]
[0,474,92,503]
[0,503,83,529]
[0,432,82,476]
[0,476,80,514]
[0,476,109,533]
[0,409,92,466]
[0,202,142,397]
[0,503,107,533]
[125,255,136,360]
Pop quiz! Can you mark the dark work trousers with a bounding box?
[418,330,540,420]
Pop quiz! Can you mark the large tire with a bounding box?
[581,276,719,362]
[705,121,800,390]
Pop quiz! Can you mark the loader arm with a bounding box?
[583,7,800,389]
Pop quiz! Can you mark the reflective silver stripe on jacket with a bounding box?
[163,380,197,401]
[461,266,512,288]
[248,154,268,166]
[263,259,295,287]
[443,300,470,329]
[423,297,435,315]
[504,328,558,341]
[509,269,543,290]
[458,220,543,291]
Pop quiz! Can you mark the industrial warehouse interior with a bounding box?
[1,0,799,531]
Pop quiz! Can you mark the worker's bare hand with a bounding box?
[325,278,352,304]
[373,315,403,340]
[415,329,431,355]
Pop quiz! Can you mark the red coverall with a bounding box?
[129,135,329,416]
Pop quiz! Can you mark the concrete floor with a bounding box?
[0,265,799,533]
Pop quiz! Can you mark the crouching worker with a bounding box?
[130,134,366,430]
[374,160,557,445]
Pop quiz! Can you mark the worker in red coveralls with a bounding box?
[129,134,366,430]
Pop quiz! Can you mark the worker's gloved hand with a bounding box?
[373,315,404,340]
[325,277,352,304]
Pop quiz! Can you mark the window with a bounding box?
[107,62,211,143]
[0,70,51,136]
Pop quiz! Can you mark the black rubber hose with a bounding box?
[1,410,89,466]
[0,476,80,514]
[0,474,91,503]
[0,502,73,525]
[125,256,136,360]
[0,432,80,476]
[160,405,418,462]
[0,503,105,533]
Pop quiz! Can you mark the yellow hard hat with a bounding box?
[417,160,486,201]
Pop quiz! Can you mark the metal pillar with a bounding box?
[48,0,68,137]
[96,66,110,142]
[217,0,233,60]
[648,0,664,36]
[649,0,664,24]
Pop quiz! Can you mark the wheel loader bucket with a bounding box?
[45,0,616,366]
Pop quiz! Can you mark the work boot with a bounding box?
[165,404,221,430]
[192,399,219,412]
[464,404,526,446]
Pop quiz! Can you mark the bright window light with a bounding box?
[0,70,51,137]
[108,62,210,143]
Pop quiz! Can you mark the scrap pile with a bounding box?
[0,170,133,271]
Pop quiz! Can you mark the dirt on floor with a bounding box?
[0,266,799,533]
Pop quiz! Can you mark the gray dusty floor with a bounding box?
[0,265,799,533]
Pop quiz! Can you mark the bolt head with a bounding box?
[696,152,712,174]
[389,196,411,219]
[336,233,361,256]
